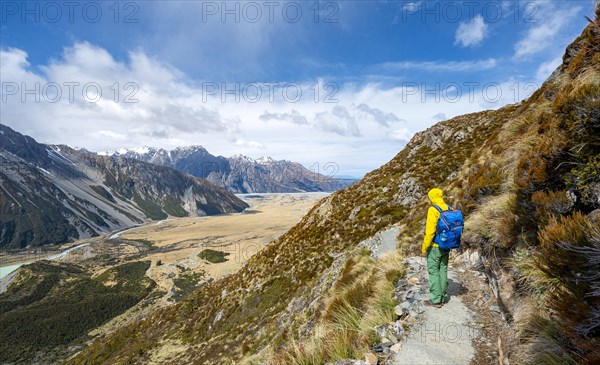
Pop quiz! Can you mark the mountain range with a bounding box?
[101,146,352,193]
[0,125,248,249]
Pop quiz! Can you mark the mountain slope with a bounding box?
[106,146,349,193]
[0,260,156,364]
[66,83,513,365]
[68,10,599,365]
[0,126,248,249]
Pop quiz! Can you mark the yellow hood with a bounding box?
[422,188,449,253]
[427,188,446,207]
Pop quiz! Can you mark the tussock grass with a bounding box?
[270,337,325,365]
[511,213,600,364]
[269,249,404,364]
[510,248,562,299]
[514,314,580,365]
[463,193,518,254]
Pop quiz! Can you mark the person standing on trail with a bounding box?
[422,188,449,308]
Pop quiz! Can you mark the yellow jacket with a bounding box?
[422,188,449,254]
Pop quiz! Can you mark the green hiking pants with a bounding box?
[426,246,449,304]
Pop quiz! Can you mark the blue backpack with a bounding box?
[433,205,464,250]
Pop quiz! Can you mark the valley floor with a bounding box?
[0,193,329,363]
[121,193,328,286]
[80,193,329,339]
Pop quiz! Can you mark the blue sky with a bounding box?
[0,0,596,177]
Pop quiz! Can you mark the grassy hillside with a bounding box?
[67,98,507,364]
[67,8,599,365]
[397,12,600,364]
[462,17,600,364]
[66,90,514,364]
[0,261,155,363]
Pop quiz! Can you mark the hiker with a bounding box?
[422,188,450,308]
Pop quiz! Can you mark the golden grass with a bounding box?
[268,249,404,364]
[463,193,518,249]
[513,314,580,365]
[121,193,326,282]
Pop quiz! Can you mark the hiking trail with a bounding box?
[391,256,478,365]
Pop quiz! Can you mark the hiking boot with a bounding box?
[424,300,443,308]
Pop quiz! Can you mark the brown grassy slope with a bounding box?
[430,12,599,364]
[68,9,599,365]
[66,90,510,365]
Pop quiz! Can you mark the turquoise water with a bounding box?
[0,263,27,280]
[0,242,91,280]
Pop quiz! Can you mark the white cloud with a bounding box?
[314,106,361,137]
[392,1,423,24]
[536,55,563,82]
[258,102,402,137]
[455,15,488,47]
[378,58,497,72]
[98,130,127,140]
[402,2,422,12]
[514,4,581,58]
[432,113,447,121]
[0,43,238,145]
[356,103,403,127]
[389,128,413,143]
[259,110,308,125]
[1,48,31,72]
[0,43,532,177]
[235,139,265,149]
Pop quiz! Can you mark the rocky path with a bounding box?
[390,256,478,365]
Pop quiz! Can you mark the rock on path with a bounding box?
[392,256,478,365]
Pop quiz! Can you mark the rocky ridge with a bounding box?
[105,146,351,193]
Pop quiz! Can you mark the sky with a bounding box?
[0,0,596,177]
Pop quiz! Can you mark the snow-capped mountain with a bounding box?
[103,147,352,193]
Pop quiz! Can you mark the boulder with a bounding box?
[389,321,405,338]
[390,342,402,354]
[365,353,378,365]
[381,337,393,347]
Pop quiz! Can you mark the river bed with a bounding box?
[0,242,91,280]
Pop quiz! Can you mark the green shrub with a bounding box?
[173,270,206,301]
[163,196,189,217]
[531,190,574,227]
[0,261,155,363]
[89,185,116,203]
[133,192,167,220]
[198,249,231,263]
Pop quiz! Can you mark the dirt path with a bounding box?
[392,256,478,365]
